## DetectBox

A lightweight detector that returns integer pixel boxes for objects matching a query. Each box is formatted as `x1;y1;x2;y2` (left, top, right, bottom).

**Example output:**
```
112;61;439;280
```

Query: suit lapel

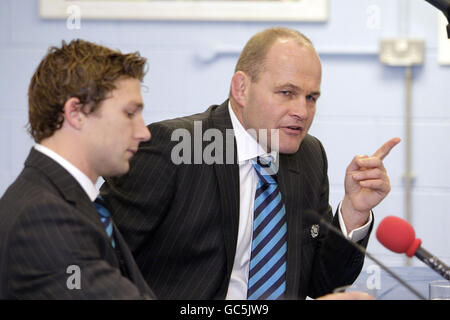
25;148;92;206
278;152;303;299
25;148;118;259
210;101;240;280
25;148;104;227
24;148;153;295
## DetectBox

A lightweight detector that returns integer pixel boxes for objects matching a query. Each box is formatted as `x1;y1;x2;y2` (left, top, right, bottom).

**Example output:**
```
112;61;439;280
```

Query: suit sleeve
7;200;150;299
100;123;177;254
306;139;373;298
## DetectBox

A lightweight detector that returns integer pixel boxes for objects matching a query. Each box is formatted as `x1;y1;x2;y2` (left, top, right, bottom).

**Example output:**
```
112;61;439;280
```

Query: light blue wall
1;0;449;267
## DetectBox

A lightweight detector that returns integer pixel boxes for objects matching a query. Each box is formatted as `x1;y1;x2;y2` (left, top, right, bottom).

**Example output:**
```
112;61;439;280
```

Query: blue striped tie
247;157;287;300
94;195;116;248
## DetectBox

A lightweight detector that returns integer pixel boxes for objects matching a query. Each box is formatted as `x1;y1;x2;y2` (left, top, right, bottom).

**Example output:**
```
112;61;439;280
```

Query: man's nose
135;115;151;142
289;96;309;120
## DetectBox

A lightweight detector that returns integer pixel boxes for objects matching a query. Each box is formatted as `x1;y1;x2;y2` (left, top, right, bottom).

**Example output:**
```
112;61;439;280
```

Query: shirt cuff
337;202;372;242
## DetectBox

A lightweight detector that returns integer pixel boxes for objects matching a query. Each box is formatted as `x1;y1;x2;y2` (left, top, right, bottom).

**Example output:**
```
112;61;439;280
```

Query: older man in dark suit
101;27;399;300
0;39;154;299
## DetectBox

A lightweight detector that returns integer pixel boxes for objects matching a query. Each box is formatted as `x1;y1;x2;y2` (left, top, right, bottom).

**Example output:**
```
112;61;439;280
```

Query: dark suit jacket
0;148;156;299
101;100;372;299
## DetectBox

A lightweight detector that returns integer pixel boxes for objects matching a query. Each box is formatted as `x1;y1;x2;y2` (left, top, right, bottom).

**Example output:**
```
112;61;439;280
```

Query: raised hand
341;137;401;232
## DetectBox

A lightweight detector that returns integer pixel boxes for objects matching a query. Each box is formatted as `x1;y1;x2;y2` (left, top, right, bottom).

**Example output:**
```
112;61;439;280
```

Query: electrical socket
379;39;425;66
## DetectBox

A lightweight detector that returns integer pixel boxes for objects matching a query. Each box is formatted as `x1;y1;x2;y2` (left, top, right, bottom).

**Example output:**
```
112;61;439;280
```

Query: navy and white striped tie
94;195;116;248
247;157;287;300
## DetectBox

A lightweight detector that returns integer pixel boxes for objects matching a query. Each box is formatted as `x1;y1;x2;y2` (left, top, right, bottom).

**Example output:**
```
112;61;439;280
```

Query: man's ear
63;97;84;130
230;71;250;108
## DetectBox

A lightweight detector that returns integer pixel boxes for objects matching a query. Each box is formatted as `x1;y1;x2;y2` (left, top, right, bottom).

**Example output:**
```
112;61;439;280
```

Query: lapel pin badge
310;224;319;238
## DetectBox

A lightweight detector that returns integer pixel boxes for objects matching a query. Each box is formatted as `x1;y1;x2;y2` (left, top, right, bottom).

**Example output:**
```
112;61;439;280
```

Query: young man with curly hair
0;39;153;299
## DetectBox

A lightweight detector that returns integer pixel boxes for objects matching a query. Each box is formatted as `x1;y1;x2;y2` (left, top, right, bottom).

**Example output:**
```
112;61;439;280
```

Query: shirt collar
34;144;99;201
228;101;277;164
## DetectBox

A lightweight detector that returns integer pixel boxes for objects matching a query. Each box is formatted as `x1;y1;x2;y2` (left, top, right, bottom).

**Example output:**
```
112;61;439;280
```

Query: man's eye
279;90;292;96
306;95;317;102
126;111;135;118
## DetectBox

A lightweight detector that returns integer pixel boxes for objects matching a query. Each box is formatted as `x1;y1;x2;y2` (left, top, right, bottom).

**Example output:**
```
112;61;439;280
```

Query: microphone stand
308;211;427;300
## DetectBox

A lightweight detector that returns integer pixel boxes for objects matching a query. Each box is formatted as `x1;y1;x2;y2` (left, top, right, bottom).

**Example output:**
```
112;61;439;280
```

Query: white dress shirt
225;102;372;300
34;144;99;201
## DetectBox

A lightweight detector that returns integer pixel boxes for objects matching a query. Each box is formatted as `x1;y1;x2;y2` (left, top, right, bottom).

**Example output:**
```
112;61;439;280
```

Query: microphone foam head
376;216;422;257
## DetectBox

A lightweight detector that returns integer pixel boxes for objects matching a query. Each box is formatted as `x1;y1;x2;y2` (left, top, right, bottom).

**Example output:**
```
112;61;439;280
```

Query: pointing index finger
372;137;401;160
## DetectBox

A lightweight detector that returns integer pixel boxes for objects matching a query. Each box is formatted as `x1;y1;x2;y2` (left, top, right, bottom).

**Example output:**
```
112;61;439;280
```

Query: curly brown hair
27;39;147;142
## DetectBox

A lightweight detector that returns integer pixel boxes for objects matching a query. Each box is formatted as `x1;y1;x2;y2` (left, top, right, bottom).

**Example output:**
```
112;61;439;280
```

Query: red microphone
376;216;450;281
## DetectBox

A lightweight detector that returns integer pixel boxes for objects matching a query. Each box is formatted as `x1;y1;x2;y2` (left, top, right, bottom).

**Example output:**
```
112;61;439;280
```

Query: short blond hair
234;27;314;82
